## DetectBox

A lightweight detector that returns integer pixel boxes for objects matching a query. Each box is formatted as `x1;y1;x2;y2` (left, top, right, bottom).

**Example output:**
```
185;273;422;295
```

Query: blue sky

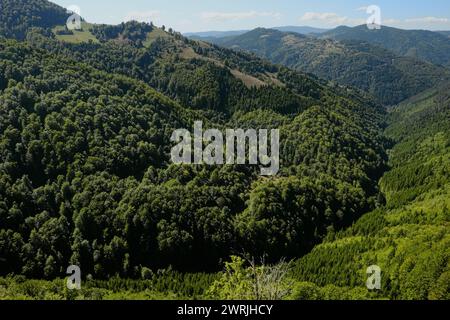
51;0;450;32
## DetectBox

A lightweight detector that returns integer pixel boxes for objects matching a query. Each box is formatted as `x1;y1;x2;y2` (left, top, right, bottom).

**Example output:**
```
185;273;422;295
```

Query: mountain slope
0;36;388;275
319;25;450;67
0;0;389;278
212;28;449;105
28;23;385;119
0;0;447;301
0;0;69;40
292;85;450;300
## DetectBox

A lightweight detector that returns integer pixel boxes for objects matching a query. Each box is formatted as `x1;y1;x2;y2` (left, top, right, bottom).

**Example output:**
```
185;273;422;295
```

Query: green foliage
0;13;388;278
207;256;293;300
0;271;217;300
289;281;380;300
207;256;254;300
27;29;325;118
291;85;450;300
91;21;153;44
3;0;445;302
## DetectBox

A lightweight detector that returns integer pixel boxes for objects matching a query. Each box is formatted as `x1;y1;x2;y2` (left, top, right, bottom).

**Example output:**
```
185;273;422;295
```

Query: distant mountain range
188;25;450;67
184;26;329;39
184;30;249;38
198;27;450;105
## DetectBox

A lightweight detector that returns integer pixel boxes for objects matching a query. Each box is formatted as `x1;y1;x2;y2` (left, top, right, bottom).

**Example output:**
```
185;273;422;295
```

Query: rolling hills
206;28;450;106
0;0;389;279
0;0;448;300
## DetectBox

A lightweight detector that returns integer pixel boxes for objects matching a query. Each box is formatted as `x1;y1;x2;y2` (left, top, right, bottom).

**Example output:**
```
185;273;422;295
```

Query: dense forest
0;0;68;40
0;0;388;279
0;0;448;300
292;85;450;300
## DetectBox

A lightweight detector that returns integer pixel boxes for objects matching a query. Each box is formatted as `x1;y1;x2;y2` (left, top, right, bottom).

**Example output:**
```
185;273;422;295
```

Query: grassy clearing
52;22;98;43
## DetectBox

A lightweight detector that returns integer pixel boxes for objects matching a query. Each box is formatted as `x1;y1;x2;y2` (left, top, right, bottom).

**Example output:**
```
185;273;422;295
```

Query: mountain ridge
204;27;450;105
185;26;329;39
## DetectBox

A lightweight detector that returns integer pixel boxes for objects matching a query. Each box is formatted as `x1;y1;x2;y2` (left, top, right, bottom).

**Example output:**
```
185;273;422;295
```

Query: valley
0;0;448;301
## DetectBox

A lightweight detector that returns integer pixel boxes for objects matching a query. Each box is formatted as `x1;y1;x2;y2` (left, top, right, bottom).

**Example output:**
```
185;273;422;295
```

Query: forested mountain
207;28;449;105
0;0;69;40
0;0;448;301
319;25;450;67
0;0;388;280
292;85;450;300
28;28;325;119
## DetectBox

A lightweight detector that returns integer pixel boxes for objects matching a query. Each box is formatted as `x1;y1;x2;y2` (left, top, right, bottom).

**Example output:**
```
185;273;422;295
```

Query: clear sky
51;0;450;32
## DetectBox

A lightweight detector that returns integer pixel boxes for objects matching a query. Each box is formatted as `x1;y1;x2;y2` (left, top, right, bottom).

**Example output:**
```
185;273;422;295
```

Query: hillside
292;85;450;300
319;25;450;67
0;0;390;281
211;28;449;105
0;0;448;302
32;27;324;118
185;26;328;40
0;0;69;40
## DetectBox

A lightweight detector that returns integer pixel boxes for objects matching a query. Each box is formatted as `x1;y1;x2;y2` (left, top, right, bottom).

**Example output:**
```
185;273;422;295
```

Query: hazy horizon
50;0;450;33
